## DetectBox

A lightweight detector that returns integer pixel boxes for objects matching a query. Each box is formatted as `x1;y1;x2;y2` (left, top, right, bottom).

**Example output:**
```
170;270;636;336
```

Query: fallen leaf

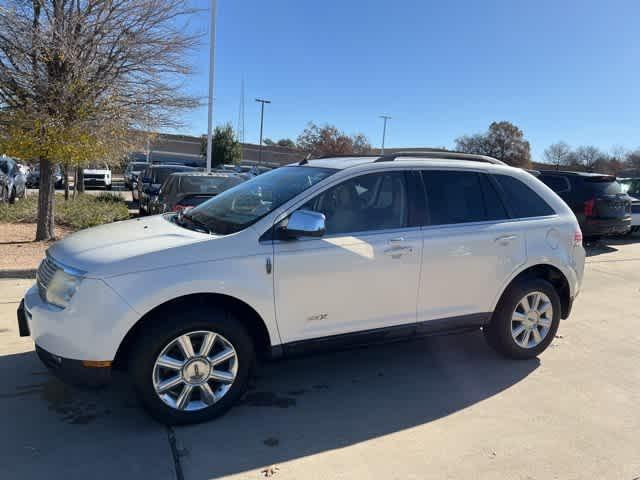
261;465;280;477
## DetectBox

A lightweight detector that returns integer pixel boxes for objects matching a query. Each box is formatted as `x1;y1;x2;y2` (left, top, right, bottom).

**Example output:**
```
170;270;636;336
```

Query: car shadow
175;330;540;479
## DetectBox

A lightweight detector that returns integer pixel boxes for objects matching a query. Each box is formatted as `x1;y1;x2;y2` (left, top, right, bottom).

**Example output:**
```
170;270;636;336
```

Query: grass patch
0;193;130;231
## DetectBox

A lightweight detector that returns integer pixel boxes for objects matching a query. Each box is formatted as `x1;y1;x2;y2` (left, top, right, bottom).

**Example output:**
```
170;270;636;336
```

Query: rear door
416;170;527;328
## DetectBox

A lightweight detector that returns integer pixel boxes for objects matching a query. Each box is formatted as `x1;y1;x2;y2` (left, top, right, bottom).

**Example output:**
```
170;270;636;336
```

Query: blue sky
179;0;640;160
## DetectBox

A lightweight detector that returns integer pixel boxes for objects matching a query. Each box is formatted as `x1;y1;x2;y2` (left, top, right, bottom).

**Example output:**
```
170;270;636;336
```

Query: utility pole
255;98;271;166
205;0;218;173
379;115;391;154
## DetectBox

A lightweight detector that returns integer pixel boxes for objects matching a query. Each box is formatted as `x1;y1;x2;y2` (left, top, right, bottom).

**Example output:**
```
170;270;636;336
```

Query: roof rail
374;151;505;165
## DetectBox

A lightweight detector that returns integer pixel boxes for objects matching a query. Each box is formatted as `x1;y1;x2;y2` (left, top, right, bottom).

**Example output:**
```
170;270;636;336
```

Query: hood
47;215;225;278
84;169;110;174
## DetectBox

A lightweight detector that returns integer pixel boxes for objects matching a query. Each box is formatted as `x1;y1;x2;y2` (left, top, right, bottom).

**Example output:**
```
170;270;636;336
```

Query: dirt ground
0;223;71;272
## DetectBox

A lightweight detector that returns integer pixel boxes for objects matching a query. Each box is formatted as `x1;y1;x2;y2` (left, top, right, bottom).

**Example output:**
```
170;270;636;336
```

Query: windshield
179;175;243;194
185;166;336;235
128;162;148;172
627;179;640;196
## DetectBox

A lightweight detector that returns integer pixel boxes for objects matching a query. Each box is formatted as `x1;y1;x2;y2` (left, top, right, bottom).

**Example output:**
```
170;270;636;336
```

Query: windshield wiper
177;213;213;234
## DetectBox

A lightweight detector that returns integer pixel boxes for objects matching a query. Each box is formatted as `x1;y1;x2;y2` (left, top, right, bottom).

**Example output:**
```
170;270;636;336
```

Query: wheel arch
493;263;572;319
113;292;274;370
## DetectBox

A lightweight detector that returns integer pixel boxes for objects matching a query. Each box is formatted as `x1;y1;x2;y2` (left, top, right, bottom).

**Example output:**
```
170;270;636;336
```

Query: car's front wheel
130;307;254;425
484;278;561;359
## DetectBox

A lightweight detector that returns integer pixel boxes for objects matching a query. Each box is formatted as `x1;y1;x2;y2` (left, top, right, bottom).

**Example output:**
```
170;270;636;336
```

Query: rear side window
422;171;508;225
493;175;555;218
539;174;570;193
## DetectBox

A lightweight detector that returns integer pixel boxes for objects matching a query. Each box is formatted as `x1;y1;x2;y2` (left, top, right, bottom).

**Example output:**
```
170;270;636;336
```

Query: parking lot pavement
0;238;639;479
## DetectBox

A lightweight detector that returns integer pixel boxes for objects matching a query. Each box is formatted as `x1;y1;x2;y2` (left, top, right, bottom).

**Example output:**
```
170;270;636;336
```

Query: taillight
584;199;595;217
173;204;186;213
573;229;583;246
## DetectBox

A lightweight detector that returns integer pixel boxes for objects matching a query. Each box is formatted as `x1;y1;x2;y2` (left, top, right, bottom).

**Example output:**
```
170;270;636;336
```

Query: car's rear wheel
8;186;16;204
130;306;254;425
484;278;561;359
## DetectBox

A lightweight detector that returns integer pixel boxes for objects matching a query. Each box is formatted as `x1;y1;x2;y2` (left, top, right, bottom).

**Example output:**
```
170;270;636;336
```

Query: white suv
18;153;585;424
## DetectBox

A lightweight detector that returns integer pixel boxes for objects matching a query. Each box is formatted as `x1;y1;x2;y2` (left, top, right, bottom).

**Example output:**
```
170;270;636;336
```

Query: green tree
455;121;531;168
0;0;198;240
200;124;242;166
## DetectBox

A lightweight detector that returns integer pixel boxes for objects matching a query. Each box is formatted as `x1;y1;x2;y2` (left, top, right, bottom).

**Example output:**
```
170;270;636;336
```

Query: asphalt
0;236;638;479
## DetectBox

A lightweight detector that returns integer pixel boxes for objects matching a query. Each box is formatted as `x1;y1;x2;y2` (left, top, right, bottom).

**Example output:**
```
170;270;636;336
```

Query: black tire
8;187;16;204
106;184;112;191
130;305;255;425
483;278;561;360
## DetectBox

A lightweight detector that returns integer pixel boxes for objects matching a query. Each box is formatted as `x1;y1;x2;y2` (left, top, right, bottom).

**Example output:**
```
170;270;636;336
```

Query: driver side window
302;171;409;235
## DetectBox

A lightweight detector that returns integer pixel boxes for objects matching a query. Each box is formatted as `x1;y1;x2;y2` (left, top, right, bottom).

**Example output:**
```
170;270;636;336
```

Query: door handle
384;246;413;257
388;237;405;244
494;234;517;244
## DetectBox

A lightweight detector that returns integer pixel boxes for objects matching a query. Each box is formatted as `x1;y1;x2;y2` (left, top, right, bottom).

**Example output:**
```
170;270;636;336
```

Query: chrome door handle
388;237;406;244
384;246;413;256
495;234;517;244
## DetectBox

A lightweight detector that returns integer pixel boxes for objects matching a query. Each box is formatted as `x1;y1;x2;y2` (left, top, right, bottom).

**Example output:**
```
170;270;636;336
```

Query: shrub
0;193;130;231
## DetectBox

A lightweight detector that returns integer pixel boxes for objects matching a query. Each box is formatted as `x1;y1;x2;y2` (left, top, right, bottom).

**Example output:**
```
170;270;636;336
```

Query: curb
0;269;37;279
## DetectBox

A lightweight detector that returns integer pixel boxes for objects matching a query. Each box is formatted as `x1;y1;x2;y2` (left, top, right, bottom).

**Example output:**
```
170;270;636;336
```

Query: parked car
150;171;245;214
0;156;27;203
538;170;632;238
19;152;585;425
619;178;640;234
137;164;196;214
125;161;150;191
83;163;112;190
26;164;63;189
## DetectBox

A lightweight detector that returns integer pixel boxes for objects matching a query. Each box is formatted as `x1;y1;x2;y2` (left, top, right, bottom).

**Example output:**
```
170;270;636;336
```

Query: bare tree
455;121;531;168
0;0;199;240
574;146;603;171
544;142;572;167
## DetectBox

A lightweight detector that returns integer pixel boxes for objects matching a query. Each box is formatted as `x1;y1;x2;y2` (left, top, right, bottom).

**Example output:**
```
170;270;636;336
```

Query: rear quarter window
493;174;556;218
539;174;571;193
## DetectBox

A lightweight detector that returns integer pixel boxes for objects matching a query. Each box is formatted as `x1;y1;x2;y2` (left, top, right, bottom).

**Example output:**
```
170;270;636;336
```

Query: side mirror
283;210;326;239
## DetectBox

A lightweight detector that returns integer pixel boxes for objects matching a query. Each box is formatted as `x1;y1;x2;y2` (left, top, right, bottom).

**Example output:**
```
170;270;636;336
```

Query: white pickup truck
83;163;112;189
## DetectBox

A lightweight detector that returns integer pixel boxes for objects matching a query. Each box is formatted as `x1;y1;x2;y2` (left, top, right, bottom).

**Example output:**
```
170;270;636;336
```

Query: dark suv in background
538;170;631;238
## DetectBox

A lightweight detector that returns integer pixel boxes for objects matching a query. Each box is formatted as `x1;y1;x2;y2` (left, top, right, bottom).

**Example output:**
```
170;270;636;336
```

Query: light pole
255;98;271;166
205;0;218;173
379;115;391;154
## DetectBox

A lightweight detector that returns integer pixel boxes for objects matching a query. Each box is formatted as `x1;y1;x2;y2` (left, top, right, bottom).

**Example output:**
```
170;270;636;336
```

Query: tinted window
480;174;509;221
179;176;243;194
303;171;409;235
539;174;570;193
422;171;488;225
581;176;623;195
493;174;555;218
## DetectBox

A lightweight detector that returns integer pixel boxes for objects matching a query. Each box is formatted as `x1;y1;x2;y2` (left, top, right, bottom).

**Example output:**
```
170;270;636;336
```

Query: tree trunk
72;167;78;199
77;167;85;193
63;165;70;200
35;158;56;241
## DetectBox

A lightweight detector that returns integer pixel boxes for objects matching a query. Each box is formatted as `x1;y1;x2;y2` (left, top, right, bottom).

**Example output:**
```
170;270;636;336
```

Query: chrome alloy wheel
511;291;553;349
152;330;238;411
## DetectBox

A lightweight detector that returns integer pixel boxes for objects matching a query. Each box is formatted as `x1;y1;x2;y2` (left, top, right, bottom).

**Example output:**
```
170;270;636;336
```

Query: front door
273;170;424;344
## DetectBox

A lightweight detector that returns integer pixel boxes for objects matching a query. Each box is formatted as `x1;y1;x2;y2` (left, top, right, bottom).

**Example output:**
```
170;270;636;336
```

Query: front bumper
36;345;111;387
18;300;112;386
21;279;138;363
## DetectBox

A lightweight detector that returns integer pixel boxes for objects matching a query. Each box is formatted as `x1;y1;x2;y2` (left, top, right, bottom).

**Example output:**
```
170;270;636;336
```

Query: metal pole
255;98;271;166
379;115;391;154
205;0;218;173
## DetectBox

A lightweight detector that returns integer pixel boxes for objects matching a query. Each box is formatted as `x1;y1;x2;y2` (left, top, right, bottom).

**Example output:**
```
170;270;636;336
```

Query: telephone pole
379;115;391;154
255;98;271;166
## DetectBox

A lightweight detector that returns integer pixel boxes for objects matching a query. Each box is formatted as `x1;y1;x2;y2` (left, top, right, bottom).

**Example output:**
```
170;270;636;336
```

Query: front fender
106;256;280;354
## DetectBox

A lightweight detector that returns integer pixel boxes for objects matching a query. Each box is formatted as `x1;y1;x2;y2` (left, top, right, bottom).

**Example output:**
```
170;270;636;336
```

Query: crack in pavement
166;426;185;480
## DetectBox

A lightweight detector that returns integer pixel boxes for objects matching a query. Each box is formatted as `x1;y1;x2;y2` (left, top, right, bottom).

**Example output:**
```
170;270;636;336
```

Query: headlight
46;269;83;308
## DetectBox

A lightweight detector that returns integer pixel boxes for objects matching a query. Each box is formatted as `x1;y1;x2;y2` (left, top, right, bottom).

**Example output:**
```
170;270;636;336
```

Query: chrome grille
37;256;59;301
